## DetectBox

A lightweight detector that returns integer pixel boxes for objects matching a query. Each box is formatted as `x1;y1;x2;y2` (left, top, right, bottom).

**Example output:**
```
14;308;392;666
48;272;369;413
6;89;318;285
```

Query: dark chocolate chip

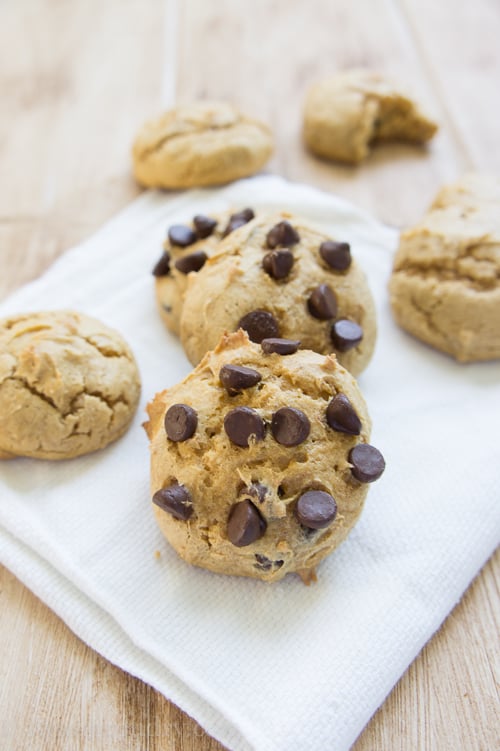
326;393;362;435
219;364;262;395
331;319;363;351
254;553;273;571
349;444;385;482
164;403;198;442
266;220;300;248
174;250;208;274
193;214;217;239
240;482;268;503
254;554;284;571
261;338;301;355
168;224;197;247
295;490;337;529
224;407;266;447
227;499;267;547
238;310;280;343
223;208;255;237
232;208;255;223
271;407;310;446
152;251;171;277
262;249;294;280
307;284;337;320
152;483;193;521
319;241;352;271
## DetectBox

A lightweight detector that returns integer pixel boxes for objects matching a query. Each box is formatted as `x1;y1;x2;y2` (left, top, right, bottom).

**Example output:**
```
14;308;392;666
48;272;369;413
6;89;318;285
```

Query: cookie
153;208;256;335
0;310;141;459
179;212;377;376
303;69;438;165
389;174;500;362
145;331;385;583
132;101;273;189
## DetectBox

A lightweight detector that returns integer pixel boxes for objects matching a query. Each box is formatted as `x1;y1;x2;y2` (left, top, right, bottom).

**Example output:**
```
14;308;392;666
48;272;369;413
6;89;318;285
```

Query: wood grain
0;1;499;750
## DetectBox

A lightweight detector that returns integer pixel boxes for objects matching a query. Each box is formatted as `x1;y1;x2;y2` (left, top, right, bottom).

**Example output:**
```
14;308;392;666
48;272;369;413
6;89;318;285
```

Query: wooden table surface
1;1;499;749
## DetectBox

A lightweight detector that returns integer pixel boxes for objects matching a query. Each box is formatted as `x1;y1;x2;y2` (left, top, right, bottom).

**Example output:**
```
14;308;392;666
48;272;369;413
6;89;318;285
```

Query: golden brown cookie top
389;174;500;362
394;173;500;291
132;101;273;188
146;331;385;582
303;69;438;164
0;310;141;459
179;211;377;376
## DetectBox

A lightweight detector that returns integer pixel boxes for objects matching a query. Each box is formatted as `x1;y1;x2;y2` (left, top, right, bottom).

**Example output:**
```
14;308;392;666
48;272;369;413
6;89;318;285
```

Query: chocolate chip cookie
153;208;256;335
180;212;377;376
132;101;273;189
145;331;385;582
389;174;500;362
0;310;141;459
303;69;438;165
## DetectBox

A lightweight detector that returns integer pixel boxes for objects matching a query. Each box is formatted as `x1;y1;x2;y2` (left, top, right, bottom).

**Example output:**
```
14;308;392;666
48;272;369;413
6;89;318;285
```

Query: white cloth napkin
1;175;499;751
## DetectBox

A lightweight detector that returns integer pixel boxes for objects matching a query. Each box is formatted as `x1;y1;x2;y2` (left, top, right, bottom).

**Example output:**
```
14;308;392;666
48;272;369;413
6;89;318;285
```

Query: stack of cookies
145;208;386;582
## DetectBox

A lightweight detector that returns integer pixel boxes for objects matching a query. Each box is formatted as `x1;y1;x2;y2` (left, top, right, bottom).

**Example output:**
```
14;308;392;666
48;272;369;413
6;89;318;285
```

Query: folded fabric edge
0;525;261;751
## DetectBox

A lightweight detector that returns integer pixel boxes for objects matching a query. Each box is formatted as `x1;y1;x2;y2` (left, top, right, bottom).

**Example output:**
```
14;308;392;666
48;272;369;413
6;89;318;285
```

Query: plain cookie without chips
153;207;256;335
303;69;437;165
179;211;377;377
389;174;500;362
132;101;273;189
0;310;141;460
145;331;385;583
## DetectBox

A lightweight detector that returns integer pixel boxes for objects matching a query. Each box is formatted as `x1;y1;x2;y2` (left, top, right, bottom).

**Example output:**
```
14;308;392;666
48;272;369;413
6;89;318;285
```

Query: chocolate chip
262;249;294;280
224;407;266;447
295;490;337;529
349;444;385;482
254;553;273;570
240;482;268;503
254;554;284;571
193;214;217;239
307;284;337;320
174;250;207;274
326;394;361;435
238;310;280;342
152;483;193;521
232;208;255;223
152;251;171;277
168;224;197;247
261;338;301;355
319;241;352;271
331;319;363;351
271;407;310;446
219;364;262;395
164;404;198;442
227;499;267;547
223;208;255;237
266;220;300;248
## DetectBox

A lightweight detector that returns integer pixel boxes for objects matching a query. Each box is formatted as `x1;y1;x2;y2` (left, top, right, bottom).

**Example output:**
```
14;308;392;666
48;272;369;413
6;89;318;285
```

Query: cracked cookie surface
132;101;273;188
179;211;377;376
389;174;500;362
0;310;141;459
145;331;385;582
303;69;437;164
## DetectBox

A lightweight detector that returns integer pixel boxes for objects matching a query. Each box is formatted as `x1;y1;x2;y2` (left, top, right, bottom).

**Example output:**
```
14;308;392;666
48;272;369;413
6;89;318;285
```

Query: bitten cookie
303;69;437;165
180;212;377;376
389;174;500;362
132;101;273;189
145;331;385;583
0;310;141;459
153;208;256;335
